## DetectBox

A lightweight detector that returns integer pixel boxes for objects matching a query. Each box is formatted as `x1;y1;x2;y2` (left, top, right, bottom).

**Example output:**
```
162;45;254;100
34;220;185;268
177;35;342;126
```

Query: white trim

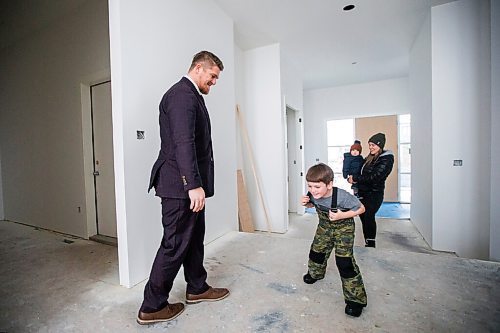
398;114;411;203
80;70;111;239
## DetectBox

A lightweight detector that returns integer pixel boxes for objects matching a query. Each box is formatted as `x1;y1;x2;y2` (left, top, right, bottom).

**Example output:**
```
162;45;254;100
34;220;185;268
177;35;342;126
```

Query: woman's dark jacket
352;150;394;194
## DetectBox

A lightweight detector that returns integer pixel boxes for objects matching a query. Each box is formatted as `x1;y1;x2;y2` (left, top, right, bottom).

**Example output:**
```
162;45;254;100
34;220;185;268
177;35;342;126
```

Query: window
398;114;411;203
327;119;354;192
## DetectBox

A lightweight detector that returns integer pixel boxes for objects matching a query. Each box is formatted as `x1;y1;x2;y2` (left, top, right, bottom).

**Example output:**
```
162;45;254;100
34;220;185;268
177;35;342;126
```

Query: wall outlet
453;159;463;166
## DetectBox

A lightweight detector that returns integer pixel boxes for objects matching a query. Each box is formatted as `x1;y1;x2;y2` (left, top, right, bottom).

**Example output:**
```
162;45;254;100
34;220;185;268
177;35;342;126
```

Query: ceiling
1;0;455;90
213;0;455;90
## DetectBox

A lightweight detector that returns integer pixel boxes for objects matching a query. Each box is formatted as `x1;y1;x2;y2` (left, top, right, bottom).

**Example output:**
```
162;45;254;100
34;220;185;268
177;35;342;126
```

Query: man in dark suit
137;51;229;325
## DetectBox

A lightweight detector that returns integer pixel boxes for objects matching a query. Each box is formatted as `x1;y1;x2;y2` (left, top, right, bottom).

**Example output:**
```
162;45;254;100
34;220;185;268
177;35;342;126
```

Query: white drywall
490;0;500;262
235;45;245;171
0;0;110;236
303;78;409;169
234;46;304;229
237;44;287;233
0;150;4;220
281;56;305;215
431;0;491;259
409;12;433;245
281;57;304;113
108;0;237;287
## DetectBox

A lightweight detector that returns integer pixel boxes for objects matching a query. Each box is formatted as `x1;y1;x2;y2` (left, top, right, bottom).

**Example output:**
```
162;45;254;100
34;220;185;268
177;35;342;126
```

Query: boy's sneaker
345;303;364;317
303;272;323;284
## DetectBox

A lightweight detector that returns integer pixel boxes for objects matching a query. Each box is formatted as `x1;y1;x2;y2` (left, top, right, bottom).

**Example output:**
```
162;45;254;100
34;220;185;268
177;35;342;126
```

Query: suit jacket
148;77;214;198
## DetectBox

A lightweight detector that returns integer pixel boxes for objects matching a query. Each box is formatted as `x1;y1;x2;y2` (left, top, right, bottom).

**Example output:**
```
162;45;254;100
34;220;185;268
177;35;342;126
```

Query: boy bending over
302;163;367;317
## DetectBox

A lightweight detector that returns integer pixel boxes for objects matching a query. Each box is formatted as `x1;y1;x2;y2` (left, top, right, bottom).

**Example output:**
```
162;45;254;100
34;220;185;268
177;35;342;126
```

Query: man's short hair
306;163;334;184
189;51;224;71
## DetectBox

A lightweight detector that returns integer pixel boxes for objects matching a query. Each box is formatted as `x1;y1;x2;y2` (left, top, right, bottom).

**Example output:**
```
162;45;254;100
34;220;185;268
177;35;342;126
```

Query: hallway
0;217;499;332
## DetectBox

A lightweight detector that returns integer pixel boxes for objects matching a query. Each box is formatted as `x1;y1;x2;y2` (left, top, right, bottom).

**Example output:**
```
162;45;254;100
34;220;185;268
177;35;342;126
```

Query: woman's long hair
364;150;382;167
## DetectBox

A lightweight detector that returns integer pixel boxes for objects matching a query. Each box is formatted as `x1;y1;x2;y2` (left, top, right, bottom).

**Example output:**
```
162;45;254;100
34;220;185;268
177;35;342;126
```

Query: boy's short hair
306;163;334;184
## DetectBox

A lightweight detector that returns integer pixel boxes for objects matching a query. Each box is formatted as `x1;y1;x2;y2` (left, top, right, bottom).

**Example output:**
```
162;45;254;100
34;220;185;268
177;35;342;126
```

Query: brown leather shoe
136;303;185;325
186;287;230;304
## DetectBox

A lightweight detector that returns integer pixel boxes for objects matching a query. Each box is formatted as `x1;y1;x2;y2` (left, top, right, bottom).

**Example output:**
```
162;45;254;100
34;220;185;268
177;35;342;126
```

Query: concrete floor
1;215;499;333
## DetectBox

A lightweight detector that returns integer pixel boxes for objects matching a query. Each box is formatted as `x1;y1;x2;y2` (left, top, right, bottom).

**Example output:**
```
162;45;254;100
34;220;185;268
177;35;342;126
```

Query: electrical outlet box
453;159;463;166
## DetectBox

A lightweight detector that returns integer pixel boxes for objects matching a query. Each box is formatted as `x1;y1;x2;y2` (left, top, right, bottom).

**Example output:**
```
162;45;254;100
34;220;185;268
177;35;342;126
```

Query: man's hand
188;187;206;212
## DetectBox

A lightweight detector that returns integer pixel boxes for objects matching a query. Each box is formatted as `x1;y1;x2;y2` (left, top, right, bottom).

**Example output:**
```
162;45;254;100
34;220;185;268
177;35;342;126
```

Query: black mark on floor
253;311;289;332
267;282;297;295
206;257;222;265
239;264;264;274
375;258;403;273
205;257;222;272
387;233;431;254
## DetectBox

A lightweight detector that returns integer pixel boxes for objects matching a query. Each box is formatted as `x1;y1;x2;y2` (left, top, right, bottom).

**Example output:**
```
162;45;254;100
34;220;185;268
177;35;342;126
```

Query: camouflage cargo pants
308;216;367;306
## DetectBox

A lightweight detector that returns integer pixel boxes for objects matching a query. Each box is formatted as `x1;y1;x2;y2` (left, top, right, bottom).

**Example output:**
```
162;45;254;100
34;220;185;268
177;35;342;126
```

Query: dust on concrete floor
0;218;499;333
282;213;455;256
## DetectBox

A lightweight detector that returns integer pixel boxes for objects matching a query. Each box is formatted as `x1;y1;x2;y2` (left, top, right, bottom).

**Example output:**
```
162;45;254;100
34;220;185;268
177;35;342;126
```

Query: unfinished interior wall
491;0;500;262
0;151;3;220
355;115;399;202
234;45;304;230
108;0;237;287
0;0;110;237
281;56;305;215
237;44;287;233
431;0;491;259
409;11;433;245
303;78;409;177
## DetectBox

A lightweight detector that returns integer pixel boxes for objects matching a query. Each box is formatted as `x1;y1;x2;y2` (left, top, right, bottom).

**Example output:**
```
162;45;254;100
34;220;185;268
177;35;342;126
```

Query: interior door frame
286;107;297;212
80;70;111;239
284;104;305;215
90;80;116;237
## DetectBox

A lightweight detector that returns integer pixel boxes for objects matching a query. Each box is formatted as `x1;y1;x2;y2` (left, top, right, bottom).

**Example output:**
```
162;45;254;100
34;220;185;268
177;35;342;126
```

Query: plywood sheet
355;115;399;202
237;169;254;233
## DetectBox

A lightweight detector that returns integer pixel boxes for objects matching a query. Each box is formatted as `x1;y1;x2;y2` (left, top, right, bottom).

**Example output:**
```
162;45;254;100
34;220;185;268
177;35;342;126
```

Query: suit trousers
140;198;209;313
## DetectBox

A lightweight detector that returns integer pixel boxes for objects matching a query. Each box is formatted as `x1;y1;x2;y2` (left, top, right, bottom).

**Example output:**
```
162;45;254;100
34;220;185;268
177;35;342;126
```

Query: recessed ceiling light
343;4;355;11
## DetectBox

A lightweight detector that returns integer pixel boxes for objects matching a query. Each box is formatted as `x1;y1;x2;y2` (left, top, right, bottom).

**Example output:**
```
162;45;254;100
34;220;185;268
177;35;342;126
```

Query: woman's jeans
359;191;384;245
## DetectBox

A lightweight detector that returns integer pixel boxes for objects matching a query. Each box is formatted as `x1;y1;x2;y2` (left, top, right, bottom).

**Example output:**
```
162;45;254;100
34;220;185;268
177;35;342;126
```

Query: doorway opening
87;81;117;246
326;114;411;219
285;106;305;215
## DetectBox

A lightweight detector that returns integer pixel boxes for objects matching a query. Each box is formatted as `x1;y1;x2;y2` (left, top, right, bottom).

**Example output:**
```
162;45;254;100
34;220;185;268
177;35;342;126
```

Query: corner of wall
490;0;500;262
0;150;4;220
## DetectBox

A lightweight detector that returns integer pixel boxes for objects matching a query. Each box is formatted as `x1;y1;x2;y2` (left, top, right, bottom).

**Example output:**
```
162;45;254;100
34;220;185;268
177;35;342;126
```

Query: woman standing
348;133;394;248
